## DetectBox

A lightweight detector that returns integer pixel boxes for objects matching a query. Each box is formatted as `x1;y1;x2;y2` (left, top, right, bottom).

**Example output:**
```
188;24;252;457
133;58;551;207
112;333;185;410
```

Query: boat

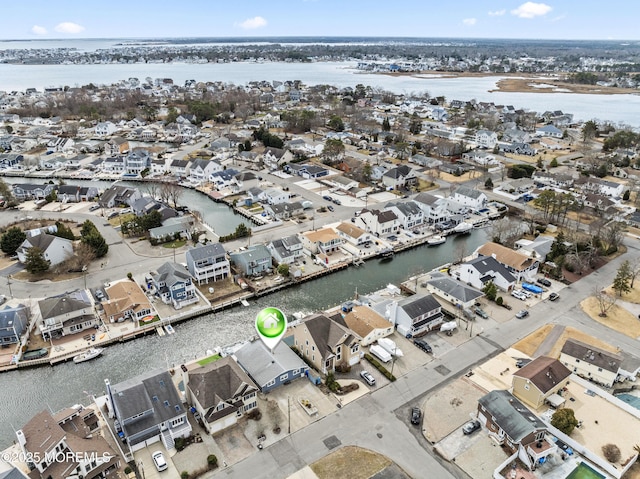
453;222;473;234
380;248;394;259
22;348;49;361
73;347;103;364
141;315;156;323
427;235;446;246
378;337;404;357
164;324;175;335
240;299;250;307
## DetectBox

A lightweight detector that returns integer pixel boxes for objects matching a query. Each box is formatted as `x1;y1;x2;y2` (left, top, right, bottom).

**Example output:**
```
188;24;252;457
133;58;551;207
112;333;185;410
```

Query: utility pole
7;275;13;299
288;396;291;434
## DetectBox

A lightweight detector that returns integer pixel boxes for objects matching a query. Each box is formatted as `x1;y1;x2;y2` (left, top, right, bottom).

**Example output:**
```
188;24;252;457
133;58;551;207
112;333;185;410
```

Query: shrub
207;454;218;469
364;353;396;381
496;296;504;306
551;408;579;435
175;436;186;451
181;472;189;479
124;466;132;475
602;444;621;463
247;409;262;420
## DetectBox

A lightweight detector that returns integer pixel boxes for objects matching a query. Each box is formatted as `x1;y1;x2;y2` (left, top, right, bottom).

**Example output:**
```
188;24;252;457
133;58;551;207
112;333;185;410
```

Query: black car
327;205;335;212
413;338;432;353
537;278;552;287
515;358;532;368
410;407;422;425
549;292;560;301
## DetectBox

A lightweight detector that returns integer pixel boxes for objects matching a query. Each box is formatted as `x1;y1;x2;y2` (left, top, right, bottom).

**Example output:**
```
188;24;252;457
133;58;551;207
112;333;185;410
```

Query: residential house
123;150;151;176
0;153;24;168
292;313;361;373
327;175;359;192
264;188;291;205
262;148;293;171
56;184;98;203
151;158;167;175
451;186;487;210
477;390;556;470
536;124;563;138
185;243;230;285
148;216;193;244
37;291;97;340
105;369;191;454
455;255;516;292
184;356;258;435
188;158;222;184
343;305;394;346
102;281;154;324
357;209;399;236
382;165;417;190
247;187;266;203
0;304;29;346
210;169;239;190
234;339;309;393
532;171;575;189
152;262;199;309
17;233;73;267
410;154;442;168
104;137;129;156
475;129;498;149
502;128;532;144
16;407;120;479
425;272;484;310
512;356;572;409
98;184;141;208
130;197;178;222
476;242;540;282
284;163;329;179
11;183;55;201
267;235;304;265
413;192;452;224
95;121;118;137
300;228;343;254
263;201;304;220
229;245;272;276
233;171;259;192
385;201;424;229
335;223;372;247
462;150;499;166
501;142;537;155
388;293;444;337
169;159;190;178
513;236;555;264
560;339;623;388
101;156;125;174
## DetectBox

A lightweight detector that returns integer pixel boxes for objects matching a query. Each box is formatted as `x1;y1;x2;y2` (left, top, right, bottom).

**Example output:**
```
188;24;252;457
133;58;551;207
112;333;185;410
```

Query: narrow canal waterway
0;229;488;446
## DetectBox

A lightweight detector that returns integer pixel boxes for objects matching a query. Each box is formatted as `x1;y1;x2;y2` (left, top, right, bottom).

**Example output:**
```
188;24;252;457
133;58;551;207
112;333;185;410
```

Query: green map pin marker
255;307;287;352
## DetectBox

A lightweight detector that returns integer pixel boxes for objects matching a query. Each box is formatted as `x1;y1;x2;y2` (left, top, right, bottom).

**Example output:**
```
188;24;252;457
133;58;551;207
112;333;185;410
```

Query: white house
17;233;73;267
385;201;424;229
335;222;372;246
357;209;400;236
535;124;563;138
188;158;222;184
264;188;290;205
475;129;498;149
455;255;516;292
451;186;487;210
95;121;118;137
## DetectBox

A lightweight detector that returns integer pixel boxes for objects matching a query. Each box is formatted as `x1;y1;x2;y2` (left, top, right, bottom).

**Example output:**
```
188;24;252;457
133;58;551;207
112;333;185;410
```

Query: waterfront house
262;201;304;220
123;149;151;176
185;243;230;285
357;209;399;236
262;147;293;171
229;244;272;276
11;183;55;201
267;235;304;265
152;262;199;309
451;186;487;210
103;281;153;324
264;188;290;205
413;192;452;224
188;158;222;185
343;305;393;347
300;228;343;255
95;121;118;137
151;158;167;175
385;201;424;229
535;124;563;138
17;233;73;267
105;369;191;454
455;255;516;292
475;129;498;149
382;165;417;190
98;184;141;208
424;272;484;310
233;171;259;192
184;356;258;435
56;184;98;203
389;293;444;337
560;339;622;389
335;222;371;247
476;242;540;281
104;137;129;156
247;187;266;203
477;390;556;470
234;339;309;393
169;159;189;178
512;356;572;409
37;290;97;340
0;304;29;345
148;216;193;244
16;407;120;479
101;156;125;175
210;169;239;190
292;313;361;374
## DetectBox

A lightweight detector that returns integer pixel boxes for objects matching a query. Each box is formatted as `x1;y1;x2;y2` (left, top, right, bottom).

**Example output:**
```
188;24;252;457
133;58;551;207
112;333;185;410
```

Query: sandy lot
310;446;391;479
512;324;554;356
512;325;620;359
581;296;640;339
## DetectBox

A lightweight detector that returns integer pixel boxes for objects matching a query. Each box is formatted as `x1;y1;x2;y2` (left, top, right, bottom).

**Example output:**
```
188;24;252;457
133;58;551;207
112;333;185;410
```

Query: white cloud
511;2;552;19
236;16;267;30
54;22;85;34
488;9;506;16
463;18;477;26
31;25;47;35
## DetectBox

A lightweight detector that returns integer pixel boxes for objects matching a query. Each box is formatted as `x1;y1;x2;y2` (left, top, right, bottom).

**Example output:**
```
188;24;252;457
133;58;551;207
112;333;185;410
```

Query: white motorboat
73;347;104;364
453;222;473;234
427;235;446;246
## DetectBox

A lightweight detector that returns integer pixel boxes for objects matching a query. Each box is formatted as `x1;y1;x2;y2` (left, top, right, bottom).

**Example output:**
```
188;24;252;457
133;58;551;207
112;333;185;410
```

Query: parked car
411;407;422;425
360;370;376;386
152;451;168;472
413;338;432;353
537;278;552;287
332;198;342;205
511;290;527;301
474;306;488;319
515;310;529;319
549;292;560;301
462;420;481;435
516;358;532;368
323;195;333;202
89;204;100;211
388;235;398;242
327;205;335;212
0;295;6;306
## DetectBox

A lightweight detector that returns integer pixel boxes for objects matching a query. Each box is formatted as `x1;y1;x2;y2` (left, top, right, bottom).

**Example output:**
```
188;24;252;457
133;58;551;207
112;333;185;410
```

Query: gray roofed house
185;243;230;285
17;233;73;267
106;369;191;453
391;293;443;337
152;262;199;309
263;201;304;220
149;216;193;243
37;291;97;340
184;356;258;434
229;244;272;276
455;255;516;292
267;234;304;265
234;339;308;393
98;184;142;208
385;201;424;229
0;304;29;345
560;338;623;388
451;186;487;210
382;164;417;189
425;272;484;309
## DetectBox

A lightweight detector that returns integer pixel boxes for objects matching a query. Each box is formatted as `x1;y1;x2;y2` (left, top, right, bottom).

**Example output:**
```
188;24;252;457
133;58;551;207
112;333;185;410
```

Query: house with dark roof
184;357;258;434
477;390;557;469
413;192;452;224
105;369;191;454
267;235;304;265
169;159;189;178
188;158;222;184
512;356;572;409
16;406;120;479
292;313;361;374
560;338;623;388
425;272;484;310
451;186;487;210
152;262;199;309
229;244;272;276
382;164;417;190
284;163;329;179
98;184;141;208
357;209;400;236
234;339;308;393
185;243;230;285
17;233;73;267
262;147;293;171
385;201;424;229
37;291;97;340
0;304;29;345
387;293;444;337
263;201;304;220
477;242;539;282
11;183;55;201
455;255;516;292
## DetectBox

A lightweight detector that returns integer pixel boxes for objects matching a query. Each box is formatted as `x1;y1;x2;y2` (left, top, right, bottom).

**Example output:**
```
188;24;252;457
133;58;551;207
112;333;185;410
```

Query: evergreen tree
25;247;50;274
382;117;391;132
613;260;632;297
0;226;26;255
54;221;75;240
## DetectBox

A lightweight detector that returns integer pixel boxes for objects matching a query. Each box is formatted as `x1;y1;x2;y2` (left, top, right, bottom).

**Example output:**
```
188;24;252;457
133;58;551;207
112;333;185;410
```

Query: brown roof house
16;406;121;479
102;281;154;325
477;242;540;282
292;313;361;374
343;305;393;346
560;339;623;389
184;356;258;435
512;356;571;409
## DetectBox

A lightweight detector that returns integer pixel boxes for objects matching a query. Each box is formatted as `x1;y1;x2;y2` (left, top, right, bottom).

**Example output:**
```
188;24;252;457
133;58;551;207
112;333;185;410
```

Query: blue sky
2;1;639;41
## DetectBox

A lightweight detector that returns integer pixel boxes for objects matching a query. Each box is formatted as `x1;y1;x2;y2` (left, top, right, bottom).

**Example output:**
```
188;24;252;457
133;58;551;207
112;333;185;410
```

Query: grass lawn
605;281;640;304
512;324;554;356
581;296;640;339
547;327;620;358
162;239;187;249
310;446;391;479
197;354;221;366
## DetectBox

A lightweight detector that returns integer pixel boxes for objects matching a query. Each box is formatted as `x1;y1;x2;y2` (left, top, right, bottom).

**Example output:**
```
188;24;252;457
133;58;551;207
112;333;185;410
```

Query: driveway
0;261;24;278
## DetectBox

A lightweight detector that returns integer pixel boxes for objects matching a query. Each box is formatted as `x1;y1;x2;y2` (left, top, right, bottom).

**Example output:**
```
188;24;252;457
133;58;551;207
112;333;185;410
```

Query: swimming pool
565;461;605;479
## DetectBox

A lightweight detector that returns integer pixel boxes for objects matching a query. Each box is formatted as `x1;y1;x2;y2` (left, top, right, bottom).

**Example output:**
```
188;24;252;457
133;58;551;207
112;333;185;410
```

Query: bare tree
146;182;161;200
166;183;184;209
593;286;617;317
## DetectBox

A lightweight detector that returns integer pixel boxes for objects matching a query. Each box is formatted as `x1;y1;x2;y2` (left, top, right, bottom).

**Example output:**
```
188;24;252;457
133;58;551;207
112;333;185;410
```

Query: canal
0;228;488;446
